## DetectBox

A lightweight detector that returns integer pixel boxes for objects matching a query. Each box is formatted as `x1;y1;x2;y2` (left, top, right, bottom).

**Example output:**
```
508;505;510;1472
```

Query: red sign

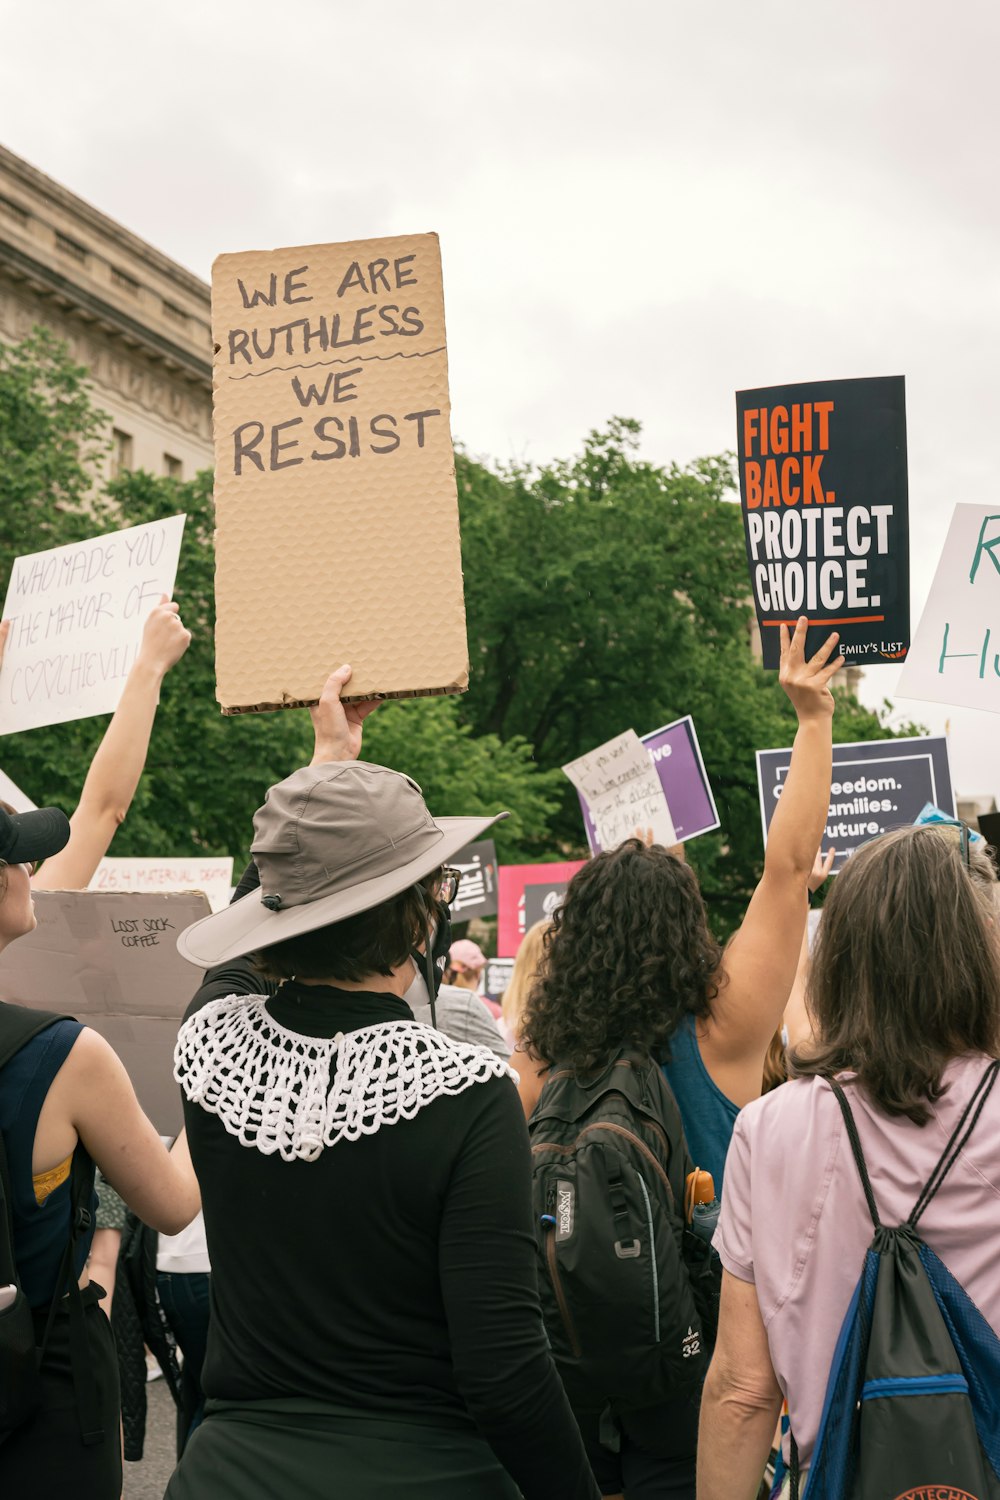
497;861;586;956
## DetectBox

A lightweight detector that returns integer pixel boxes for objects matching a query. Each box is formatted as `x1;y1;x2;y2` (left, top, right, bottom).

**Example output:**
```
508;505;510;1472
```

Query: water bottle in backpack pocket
529;1049;720;1412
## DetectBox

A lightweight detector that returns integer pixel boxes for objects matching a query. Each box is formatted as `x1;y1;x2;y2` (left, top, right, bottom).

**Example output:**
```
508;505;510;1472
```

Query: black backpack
794;1061;1000;1499
528;1048;720;1412
0;1004;101;1446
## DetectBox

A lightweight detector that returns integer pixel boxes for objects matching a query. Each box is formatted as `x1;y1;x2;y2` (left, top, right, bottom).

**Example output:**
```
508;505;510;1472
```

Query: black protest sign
736;376;909;669
483;959;515;1004
978;811;1000;844
524;881;570;928
756;735;953;872
448;839;498;921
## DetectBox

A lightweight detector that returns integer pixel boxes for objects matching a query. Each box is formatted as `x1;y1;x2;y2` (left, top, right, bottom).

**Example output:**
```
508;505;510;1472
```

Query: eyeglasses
437;868;463;906
926;818;971;869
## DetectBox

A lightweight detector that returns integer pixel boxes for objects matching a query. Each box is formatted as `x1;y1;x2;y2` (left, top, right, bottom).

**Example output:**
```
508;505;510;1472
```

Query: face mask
408;894;453;1003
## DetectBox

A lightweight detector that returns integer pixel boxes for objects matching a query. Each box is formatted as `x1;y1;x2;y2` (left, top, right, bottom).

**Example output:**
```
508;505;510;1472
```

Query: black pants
578;1398;699;1499
0;1284;122;1500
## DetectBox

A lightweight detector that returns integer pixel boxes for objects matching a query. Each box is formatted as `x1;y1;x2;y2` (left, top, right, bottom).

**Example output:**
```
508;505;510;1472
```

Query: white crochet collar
174;995;513;1163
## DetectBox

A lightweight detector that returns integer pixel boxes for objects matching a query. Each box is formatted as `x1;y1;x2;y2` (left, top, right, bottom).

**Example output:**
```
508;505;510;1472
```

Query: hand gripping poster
736;376;909;670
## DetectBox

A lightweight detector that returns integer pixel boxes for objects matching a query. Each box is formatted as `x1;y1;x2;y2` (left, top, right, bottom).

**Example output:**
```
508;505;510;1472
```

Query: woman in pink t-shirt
699;823;1000;1498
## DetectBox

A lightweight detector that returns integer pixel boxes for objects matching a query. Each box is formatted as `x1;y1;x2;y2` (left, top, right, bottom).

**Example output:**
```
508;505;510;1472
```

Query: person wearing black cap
0;799;201;1499
163;667;600;1500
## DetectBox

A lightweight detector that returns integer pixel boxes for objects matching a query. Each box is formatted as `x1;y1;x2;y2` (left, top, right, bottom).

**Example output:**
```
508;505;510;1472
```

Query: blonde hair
502;919;551;1043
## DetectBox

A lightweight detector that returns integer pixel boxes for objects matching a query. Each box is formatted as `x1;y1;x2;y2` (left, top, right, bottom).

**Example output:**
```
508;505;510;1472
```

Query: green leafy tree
455;419;921;934
0;329;563;869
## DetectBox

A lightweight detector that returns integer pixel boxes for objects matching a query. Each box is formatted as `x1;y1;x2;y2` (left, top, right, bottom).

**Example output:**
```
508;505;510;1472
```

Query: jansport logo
555;1181;574;1242
892;1487;979;1500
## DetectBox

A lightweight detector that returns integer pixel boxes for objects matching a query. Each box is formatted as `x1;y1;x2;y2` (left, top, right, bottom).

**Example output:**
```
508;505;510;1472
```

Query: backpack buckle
74;1207;92;1234
614;1239;641;1259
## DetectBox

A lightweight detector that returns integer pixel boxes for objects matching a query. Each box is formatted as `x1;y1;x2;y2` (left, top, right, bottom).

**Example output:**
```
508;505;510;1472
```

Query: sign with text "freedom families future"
212;234;468;714
756;735;953;873
736;376;909;670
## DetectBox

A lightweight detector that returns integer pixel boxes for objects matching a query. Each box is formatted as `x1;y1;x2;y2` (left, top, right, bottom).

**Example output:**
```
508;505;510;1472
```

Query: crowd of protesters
1;613;999;1500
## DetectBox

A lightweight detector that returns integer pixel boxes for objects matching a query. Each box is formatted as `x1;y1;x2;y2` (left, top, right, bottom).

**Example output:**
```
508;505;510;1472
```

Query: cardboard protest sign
211;234;468;713
0;516;186;734
578;716;719;852
897;505;1000;714
756;735;954;872
736;377;909;670
0;890;209;1133
497;861;586;956
91;857;235;913
564;730;676;851
448;839;498;921
483;958;515;1004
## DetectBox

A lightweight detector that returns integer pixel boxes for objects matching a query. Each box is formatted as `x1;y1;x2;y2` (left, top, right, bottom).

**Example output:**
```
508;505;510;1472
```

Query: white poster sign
91;857;234;913
563;729;676;850
0;767;35;812
898;504;1000;714
0;515;186;733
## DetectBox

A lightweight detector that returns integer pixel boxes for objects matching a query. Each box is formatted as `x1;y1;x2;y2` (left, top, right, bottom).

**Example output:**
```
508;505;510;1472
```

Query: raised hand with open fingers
778;616;844;721
809;846;836;893
309;665;381;765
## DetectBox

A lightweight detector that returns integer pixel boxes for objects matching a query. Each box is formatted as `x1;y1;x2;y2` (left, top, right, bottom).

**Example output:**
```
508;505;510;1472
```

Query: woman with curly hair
516;617;842;1500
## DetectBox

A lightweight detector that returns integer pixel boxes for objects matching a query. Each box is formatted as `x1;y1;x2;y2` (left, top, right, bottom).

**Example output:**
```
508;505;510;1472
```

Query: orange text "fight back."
743;401;835;509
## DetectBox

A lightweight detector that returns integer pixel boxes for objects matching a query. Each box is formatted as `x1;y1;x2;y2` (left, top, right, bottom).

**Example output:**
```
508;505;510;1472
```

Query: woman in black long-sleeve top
164;669;600;1500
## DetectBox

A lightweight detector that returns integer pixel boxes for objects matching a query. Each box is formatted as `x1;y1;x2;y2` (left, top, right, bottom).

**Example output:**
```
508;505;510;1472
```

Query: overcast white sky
1;0;997;798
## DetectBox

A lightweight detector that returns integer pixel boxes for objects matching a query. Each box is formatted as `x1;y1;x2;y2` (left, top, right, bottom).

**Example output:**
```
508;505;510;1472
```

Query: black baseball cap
0;804;71;866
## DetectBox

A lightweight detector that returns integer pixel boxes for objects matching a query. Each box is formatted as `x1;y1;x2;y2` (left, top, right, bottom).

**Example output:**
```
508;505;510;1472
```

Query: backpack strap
0;1007;76;1290
36;1144;103;1446
827;1078;882;1230
908;1058;1000;1231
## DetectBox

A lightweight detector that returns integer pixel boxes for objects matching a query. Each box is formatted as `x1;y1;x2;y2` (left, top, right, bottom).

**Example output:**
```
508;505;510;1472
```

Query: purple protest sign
579;716;719;852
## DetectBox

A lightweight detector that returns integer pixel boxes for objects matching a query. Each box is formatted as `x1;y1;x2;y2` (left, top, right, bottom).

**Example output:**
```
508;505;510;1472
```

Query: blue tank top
661;1015;740;1193
0;1017;95;1307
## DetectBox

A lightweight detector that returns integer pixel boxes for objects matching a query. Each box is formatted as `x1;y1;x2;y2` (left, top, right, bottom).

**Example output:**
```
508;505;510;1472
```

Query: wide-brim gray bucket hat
177;761;508;968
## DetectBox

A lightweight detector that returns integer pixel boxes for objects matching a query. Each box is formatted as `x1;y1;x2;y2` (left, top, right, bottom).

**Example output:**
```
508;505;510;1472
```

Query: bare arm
514;1047;548;1121
700;619;841;1105
32;598;191;891
697;1271;784;1500
38;1029;199;1235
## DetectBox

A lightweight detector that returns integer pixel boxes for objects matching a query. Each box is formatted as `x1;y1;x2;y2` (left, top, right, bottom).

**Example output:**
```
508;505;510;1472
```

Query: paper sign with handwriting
91;857;235;913
563;730;677;850
897;504;1000;714
0;890;209;1134
212;234;468;713
0;516;186;733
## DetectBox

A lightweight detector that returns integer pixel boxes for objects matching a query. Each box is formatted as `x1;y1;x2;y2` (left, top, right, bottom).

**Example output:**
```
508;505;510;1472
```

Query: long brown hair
792;825;1000;1123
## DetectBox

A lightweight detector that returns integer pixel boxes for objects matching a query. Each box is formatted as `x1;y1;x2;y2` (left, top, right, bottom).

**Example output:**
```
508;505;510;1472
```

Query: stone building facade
0;143;211;480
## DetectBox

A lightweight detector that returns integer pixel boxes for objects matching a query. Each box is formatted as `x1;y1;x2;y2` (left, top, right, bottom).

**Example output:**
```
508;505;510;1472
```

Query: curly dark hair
519;840;723;1071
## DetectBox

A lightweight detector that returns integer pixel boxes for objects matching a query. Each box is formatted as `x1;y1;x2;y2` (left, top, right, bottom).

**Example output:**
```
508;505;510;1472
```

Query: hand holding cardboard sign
779;616;844;721
137;596;191;679
309;665;381;765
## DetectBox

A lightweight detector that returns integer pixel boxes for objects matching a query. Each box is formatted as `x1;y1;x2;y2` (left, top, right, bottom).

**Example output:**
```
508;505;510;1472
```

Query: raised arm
700;618;841;1104
32;598;191;890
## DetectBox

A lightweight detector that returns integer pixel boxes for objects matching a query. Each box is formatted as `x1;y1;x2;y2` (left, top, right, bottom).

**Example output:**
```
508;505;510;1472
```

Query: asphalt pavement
124;1376;177;1500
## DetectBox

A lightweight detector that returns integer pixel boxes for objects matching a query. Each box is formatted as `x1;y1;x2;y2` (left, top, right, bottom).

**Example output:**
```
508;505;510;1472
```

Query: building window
111;428;133;479
0;194;28;226
162;301;188;325
55;231;87;263
111;266;139;296
163;453;182;479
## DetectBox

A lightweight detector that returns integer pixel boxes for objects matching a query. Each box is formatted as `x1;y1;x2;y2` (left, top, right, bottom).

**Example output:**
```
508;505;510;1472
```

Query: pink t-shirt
714;1054;1000;1469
